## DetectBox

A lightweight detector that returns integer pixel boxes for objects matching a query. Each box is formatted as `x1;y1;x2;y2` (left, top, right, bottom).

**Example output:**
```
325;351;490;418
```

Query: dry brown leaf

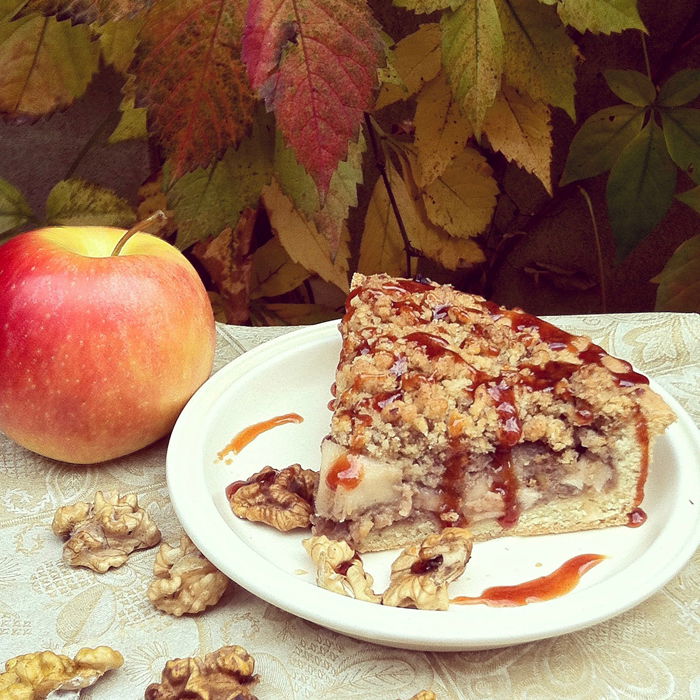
191;209;257;324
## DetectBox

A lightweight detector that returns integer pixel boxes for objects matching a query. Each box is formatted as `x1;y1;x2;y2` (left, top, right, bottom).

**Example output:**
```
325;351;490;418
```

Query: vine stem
363;113;418;277
111;210;168;256
578;187;607;313
641;32;652;82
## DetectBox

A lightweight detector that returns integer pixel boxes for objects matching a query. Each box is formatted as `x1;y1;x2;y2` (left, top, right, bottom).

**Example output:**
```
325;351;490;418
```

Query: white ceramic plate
167;321;700;651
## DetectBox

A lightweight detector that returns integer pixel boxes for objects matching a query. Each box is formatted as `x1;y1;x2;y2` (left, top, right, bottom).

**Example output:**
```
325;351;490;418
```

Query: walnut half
52;492;161;573
144;645;258;700
303;535;381;604
382;528;473;611
147;535;229;616
0;646;123;699
228;465;318;531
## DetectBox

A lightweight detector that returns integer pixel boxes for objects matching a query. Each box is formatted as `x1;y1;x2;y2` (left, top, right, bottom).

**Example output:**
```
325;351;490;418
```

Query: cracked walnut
227;464;318;531
147;535;229;616
144;645;258;700
52;491;161;573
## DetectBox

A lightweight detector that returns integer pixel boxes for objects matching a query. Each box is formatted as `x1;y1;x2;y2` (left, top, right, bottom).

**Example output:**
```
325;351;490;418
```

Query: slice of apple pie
312;274;675;553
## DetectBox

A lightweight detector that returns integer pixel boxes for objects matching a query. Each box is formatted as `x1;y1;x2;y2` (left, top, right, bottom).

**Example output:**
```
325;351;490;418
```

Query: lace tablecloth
1;314;699;699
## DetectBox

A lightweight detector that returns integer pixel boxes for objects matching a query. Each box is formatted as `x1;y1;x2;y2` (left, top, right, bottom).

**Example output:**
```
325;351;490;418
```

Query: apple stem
110;210;168;257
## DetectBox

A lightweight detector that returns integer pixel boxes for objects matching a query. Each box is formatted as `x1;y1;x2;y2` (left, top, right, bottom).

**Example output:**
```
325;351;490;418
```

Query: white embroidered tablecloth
1;313;698;699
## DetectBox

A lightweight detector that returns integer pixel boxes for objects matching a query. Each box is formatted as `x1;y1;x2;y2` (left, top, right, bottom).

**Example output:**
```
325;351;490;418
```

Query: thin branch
578;186;607;313
363;113;418;277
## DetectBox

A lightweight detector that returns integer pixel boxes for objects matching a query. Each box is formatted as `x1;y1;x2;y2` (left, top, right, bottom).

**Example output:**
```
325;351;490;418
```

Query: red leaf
243;0;384;195
133;0;257;179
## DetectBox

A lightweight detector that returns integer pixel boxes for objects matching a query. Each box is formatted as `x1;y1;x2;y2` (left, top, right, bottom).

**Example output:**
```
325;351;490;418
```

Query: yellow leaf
421;148;499;238
109;75;148;144
97;17;143;74
414;72;474;186
358;176;410;277
495;0;577;118
375;24;442;109
441;0;504;135
0;14;99;116
482;84;552;193
262;180;349;292
251;237;310;299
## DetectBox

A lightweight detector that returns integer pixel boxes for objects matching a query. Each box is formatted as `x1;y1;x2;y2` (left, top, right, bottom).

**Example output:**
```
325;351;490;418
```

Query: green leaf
45;179;136;227
651;235;700;312
676;185;700;212
0;178;33;237
603;69;656;106
393;0;464;11
0;14;99;116
658;69;700;108
496;0;577;119
560;105;645;185
661;108;700;182
606;120;677;261
556;0;646;34
97;18;143;74
441;0;503;134
168;111;275;250
108;75;148;144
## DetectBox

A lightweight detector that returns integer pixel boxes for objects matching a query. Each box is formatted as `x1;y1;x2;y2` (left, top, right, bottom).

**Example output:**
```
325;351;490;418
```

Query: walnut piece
408;692;437;700
0;646;123;699
147;535;229;616
303;535;381;603
144;645;258;700
382;528;473;611
228;465;318;532
52;491;161;573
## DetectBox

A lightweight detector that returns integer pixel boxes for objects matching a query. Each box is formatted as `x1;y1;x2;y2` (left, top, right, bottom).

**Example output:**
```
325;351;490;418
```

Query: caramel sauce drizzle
627;507;647;527
326;453;364;491
451;553;605;607
217;413;304;461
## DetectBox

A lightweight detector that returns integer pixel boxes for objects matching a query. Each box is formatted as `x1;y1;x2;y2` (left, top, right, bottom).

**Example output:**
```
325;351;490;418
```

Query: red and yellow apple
0;225;215;464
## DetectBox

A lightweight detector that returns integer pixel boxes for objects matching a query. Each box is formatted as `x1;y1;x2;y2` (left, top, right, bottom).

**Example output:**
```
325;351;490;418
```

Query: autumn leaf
168;111;274;250
14;0;152;25
482;84;552;193
661;108;700;183
133;0;257;179
606;119;677;260
0;178;33;239
357;174;410;277
676;185;700;212
375;23;442;109
555;0;646;34
603;69;655;106
651;235;700;312
45;179;136;227
393;0;464;12
559;104;645;185
109;75;148;143
97;17;143;73
243;0;384;197
250;237;310;300
421;147;499;238
496;0;577;119
397;155;486;270
441;0;503;134
191;210;256;324
658;69;700;108
250;302;341;326
0;14;99;116
262;180;349;292
136;172;177;238
414;72;474;187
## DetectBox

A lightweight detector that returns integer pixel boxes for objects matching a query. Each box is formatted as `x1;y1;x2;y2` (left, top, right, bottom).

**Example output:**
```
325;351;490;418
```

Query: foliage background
0;0;697;323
